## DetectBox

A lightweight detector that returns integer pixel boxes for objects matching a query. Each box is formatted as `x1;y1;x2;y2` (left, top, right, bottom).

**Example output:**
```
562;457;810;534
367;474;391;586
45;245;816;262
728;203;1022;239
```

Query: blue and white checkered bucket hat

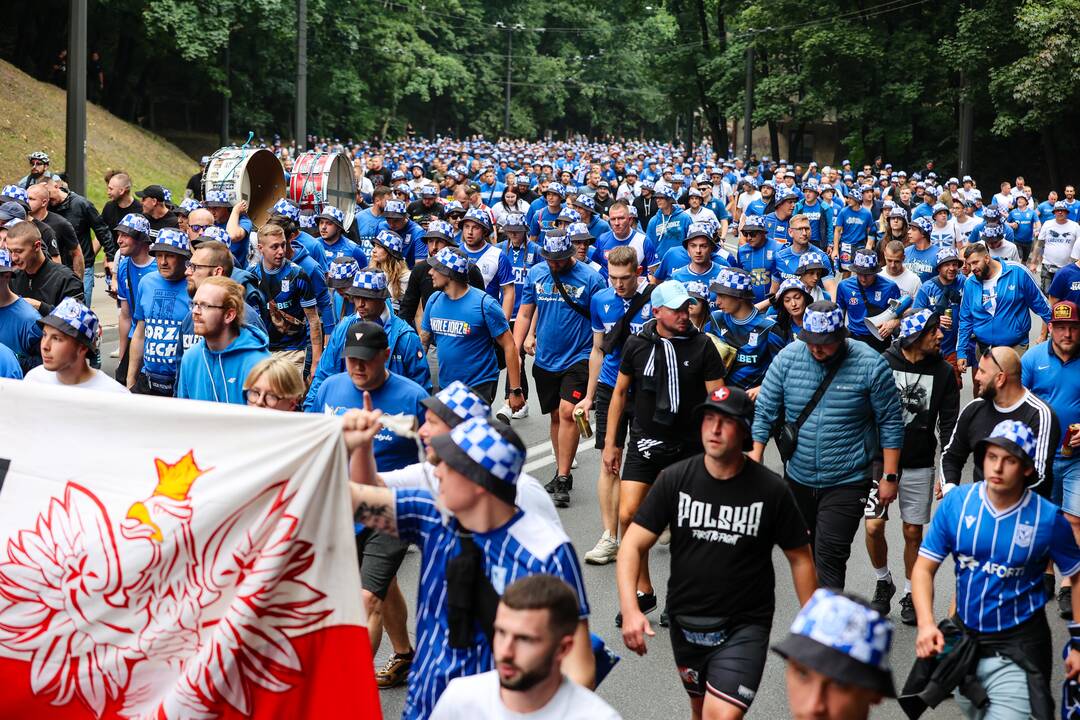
316;204;346;228
424;219;456;243
798;301;848;344
178;198;203;215
374;229;405;260
852;249;879;275
429;416;525;504
898;308;940;349
272;198;301;222
545;182;566;199
742;215;767;233
383;199;408;218
566;222;593;243
197;225;231;246
935;246;961;269
326;257;360;288
1;185;29;206
0;248;14;273
540;229;574;260
38;297;102;348
204;189;233;208
976;419;1038;471
345;269;390;299
419;184;437;197
654;185;677;201
500;213;527;232
150;227;192;257
572;194;596;213
421;380;491;429
427;246;471;280
463;207;492;231
710;267;755;300
773;588;895;697
557;207;581;224
115;212;151;242
299;212;317;229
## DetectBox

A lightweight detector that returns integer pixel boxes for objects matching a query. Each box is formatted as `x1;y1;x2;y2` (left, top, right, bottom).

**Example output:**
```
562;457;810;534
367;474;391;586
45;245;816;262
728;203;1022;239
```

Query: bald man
27;183;81;275
940;346;1059;500
186;208;215;245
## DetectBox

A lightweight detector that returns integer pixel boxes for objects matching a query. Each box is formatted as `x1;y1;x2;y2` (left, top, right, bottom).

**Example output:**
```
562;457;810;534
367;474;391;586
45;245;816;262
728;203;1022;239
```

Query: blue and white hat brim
429;419;523;505
975;420;1038;471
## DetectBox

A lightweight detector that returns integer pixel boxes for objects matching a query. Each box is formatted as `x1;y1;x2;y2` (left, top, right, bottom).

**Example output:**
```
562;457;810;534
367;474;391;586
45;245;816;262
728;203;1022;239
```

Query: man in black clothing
618;385;815;719
406;185;444;229
136;185;180;240
6;221;84;315
0;187;60;264
27;183;81;276
632;183;657;228
48;176;116;306
940;345;1058;498
397;220;484;333
604;280;726;627
101;172;140;232
186;157;208;201
865;310;959;625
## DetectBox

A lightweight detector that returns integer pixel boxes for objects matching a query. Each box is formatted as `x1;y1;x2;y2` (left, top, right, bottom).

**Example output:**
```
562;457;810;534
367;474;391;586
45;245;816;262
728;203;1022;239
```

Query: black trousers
785;474;871;590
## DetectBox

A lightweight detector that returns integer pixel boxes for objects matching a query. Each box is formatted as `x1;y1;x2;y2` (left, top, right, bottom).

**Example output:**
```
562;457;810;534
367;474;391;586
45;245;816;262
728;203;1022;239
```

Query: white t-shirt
24;366;129;393
1036;219;1080;268
955;216;981;246
883;268;922;298
737;190;761;213
431;671;621;720
381;462;562;529
930;219;958;248
987;239;1021;262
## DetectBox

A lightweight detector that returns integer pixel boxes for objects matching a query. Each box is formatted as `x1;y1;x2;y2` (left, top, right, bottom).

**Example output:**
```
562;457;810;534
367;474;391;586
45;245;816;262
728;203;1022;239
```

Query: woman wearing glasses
243;355;307;411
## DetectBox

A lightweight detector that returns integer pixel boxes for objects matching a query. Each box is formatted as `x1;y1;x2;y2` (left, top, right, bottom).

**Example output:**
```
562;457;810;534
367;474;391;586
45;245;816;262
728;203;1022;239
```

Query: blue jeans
83;266;95;307
1056;456;1080;514
954;655;1030;719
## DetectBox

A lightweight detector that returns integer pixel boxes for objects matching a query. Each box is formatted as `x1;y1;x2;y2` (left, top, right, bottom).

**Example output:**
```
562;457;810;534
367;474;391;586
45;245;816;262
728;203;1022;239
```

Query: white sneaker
511;403;530;420
658;526;672;545
495;404;512;423
571;457;579;469
109;348;120;358
584;531;619;565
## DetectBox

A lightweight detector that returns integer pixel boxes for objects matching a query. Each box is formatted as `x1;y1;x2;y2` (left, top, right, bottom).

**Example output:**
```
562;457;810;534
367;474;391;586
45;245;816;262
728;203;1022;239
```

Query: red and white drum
203;147;286;228
289;152;357;230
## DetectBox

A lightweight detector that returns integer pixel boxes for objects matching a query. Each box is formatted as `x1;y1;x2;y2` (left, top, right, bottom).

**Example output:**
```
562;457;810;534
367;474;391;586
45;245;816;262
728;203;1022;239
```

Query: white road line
526;441;553;458
523;447;596;473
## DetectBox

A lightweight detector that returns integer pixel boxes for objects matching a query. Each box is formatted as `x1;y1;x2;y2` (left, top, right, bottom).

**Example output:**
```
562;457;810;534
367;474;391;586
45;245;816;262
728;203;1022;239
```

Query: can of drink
1064;423;1080;457
943;309;952;319
574;408;593;439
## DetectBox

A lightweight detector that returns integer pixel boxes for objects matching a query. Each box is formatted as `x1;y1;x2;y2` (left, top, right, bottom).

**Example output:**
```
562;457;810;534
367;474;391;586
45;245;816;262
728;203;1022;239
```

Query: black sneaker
615;591;658;627
544;473;559;494
899;593;916;626
871;577;896;616
551;475;571;508
1059;587;1073;620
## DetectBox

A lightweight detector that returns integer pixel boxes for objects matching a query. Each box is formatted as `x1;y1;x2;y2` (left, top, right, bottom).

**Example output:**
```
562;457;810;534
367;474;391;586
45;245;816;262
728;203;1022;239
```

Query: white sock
904;580;912;595
873;566;891;582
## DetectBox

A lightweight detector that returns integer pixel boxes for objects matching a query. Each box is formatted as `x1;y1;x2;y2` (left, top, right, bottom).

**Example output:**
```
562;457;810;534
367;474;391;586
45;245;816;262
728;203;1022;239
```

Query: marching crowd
3;137;1080;719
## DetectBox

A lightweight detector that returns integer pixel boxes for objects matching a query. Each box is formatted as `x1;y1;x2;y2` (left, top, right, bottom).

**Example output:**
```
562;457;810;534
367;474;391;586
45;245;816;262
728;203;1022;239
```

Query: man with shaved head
27;183;81;276
941;346;1059;500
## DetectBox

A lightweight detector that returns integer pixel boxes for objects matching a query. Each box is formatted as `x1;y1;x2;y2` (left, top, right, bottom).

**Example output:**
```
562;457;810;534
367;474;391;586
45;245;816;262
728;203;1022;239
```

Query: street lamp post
495;22;524;136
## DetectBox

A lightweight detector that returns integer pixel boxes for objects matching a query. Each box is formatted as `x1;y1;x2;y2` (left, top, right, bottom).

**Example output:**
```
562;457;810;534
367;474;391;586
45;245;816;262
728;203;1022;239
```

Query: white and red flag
0;380;381;719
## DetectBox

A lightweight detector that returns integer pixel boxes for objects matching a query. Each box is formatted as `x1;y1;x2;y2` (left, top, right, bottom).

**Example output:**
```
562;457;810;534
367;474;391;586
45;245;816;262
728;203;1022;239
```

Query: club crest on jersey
490;566;507;595
1014;523;1034;548
964;514;976;529
748;331;759;346
281;278;290;292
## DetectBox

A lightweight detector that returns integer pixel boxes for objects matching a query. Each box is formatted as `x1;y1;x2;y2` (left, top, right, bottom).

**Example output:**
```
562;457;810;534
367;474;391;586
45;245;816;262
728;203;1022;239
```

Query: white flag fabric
0;379;381;719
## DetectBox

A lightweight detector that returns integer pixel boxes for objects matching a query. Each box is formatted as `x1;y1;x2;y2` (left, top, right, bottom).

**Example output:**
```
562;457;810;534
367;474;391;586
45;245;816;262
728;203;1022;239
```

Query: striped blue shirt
920;482;1080;632
395;489;590;720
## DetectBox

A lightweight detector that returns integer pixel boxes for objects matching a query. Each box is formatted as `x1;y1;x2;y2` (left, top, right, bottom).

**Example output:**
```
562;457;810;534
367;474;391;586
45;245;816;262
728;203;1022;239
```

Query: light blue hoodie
176;325;270;404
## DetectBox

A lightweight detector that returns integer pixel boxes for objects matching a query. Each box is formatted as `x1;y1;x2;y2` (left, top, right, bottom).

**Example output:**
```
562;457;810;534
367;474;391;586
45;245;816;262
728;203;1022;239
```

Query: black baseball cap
135;184;168;202
692;386;755;449
342;320;389;361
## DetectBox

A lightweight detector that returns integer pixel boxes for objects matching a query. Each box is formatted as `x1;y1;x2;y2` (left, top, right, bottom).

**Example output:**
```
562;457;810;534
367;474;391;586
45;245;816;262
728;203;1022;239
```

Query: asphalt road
89;284;1065;719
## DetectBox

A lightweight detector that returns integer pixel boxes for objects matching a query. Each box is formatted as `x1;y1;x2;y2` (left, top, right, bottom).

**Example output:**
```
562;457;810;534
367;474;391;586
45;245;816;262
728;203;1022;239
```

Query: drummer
204;189;252;268
315;205;368;269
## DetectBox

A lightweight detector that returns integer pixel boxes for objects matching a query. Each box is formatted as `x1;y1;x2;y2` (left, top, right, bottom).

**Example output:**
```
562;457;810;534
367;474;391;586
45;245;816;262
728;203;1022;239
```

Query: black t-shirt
619;330;725;442
40;212;80;269
186;171;204;201
634;455;809;624
101;199;140;236
144;212;180;240
32;218;60;259
407;199;444;228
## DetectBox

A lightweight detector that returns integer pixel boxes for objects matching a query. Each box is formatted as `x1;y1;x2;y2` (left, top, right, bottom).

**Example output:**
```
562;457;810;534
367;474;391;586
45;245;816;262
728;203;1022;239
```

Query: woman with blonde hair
243;355;306;411
370;229;408;310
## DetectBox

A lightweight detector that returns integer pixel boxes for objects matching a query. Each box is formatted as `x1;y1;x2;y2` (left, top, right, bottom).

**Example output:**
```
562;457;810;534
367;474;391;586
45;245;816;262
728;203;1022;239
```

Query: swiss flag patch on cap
711;387;730;402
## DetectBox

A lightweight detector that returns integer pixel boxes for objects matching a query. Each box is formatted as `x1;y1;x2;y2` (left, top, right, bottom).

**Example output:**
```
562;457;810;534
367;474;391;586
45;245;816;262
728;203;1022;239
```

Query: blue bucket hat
462;207;493;231
852;249;879;275
898;308;939;349
374;229;405;260
571;194;596;214
271;198;301;222
540;229;574;261
150;227;192;257
424;219;456;244
500;212;527;233
935;245;961;269
799;301;847;344
421;380;491;429
710;267;755;300
741;215;767;234
177;198;203;215
773;588;895;697
196;226;231;246
345;269;390;299
566;222;593;244
975;419;1038;472
545;182;567;199
316;205;347;229
557;207;582;224
383;199;408;219
204;189;233;208
115;213;151;243
427;246;471;281
429;416;525;505
37;297;102;349
326;256;360;289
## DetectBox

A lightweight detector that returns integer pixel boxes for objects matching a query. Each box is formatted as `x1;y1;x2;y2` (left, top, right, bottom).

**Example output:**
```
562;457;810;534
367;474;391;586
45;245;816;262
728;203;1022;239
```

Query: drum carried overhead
289;152;357;231
202;147;286;228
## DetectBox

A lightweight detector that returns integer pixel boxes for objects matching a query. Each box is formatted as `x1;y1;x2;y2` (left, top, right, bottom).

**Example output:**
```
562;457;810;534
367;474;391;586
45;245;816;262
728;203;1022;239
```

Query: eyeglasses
185;261;218;272
30;160;47;167
986;349;1006;375
189;224;210;233
191;301;226;313
789;226;811;233
246;387;284;406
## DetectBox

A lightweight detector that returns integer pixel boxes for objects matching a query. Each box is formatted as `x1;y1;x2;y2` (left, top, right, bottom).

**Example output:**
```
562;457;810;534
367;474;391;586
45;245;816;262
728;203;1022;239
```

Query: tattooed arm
350;485;398;536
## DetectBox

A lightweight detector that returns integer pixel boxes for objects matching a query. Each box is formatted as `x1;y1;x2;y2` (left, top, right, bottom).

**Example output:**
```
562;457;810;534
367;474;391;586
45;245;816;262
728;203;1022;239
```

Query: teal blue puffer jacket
751;339;904;488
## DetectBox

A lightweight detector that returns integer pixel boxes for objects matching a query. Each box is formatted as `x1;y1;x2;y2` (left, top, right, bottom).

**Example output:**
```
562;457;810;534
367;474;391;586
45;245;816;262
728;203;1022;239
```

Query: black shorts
532;359;589;415
622;431;696;485
356;529;410;600
594;382;629;450
669;620;769;710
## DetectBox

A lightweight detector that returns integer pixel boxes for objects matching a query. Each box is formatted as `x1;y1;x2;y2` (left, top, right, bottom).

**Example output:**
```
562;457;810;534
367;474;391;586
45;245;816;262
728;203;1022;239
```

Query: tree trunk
691;0;726;154
1043;124;1061;191
768;120;780;161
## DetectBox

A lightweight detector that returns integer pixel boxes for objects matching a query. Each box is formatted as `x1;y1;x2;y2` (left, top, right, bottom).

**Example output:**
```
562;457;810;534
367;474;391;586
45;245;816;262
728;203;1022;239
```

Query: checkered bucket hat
1;185;28;204
116;213;151;241
424;219;455;242
898;308;938;349
346;269;389;299
977;419;1038;470
272;198;301;222
421;380;491;428
557;207;581;224
151;228;192;256
742;215;766;232
0;248;13;272
572;194;595;212
799;301;847;344
38;297;102;348
935;246;960;268
428;247;470;279
204;189;232;207
199;226;231;245
852;249;878;273
430;416;524;504
326;257;360;288
540;230;574;260
383;199;407;217
317;205;346;228
178;198;203;214
463;207;492;230
711;267;754;300
374;229;405;260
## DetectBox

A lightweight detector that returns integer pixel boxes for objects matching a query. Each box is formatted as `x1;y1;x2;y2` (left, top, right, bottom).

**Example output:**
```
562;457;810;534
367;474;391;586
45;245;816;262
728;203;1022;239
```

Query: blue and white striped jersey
920;482;1080;633
395;489;590;720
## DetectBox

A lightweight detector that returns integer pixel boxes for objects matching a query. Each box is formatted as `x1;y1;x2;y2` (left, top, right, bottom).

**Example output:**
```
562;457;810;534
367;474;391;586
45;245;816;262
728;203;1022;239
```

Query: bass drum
289;152;357;231
203;147;286;228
